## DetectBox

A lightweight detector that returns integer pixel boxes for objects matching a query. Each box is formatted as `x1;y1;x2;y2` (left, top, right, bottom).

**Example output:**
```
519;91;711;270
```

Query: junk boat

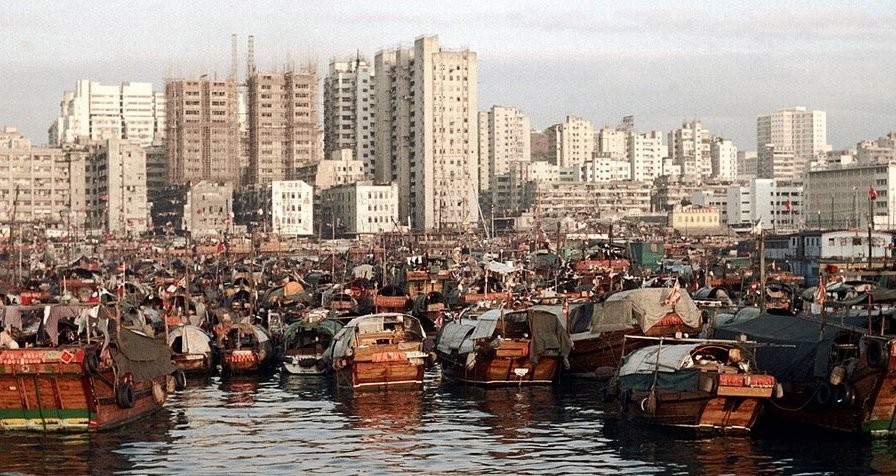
279;311;343;375
0;304;181;431
324;313;428;391
615;337;777;434
435;307;571;386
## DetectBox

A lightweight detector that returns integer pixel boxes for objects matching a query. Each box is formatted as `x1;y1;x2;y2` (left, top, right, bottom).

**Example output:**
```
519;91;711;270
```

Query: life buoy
84;350;101;377
172;369;187;391
116;382;135;408
866;340;887;369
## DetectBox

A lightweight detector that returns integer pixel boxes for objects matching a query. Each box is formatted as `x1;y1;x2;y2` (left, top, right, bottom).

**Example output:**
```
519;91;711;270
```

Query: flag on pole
663;280;682;306
869;186;878;201
814;280;826;306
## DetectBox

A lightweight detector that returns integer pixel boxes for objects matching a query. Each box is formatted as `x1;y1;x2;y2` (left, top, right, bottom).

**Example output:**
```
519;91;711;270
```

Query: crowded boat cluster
1;230;896;438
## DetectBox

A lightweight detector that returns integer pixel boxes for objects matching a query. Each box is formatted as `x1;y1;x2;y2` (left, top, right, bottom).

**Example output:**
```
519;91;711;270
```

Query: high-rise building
87;139;149;235
478;105;530;191
247;69;320;185
323;58;376;176
165;78;240;186
629;131;665;182
668;120;711;178
711;138;738;180
50;80;166;147
757;107;829;181
375;35;478;230
545;116;593;169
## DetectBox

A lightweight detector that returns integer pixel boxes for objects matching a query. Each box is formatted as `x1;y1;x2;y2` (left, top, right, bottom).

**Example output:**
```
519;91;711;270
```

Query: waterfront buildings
726;178;802;231
49;80;166;148
668;205;722;235
165;78;241;186
805;162;895;230
711;138;738;180
183;181;234;238
374;35;478;230
321;181;399;236
0;127;87;235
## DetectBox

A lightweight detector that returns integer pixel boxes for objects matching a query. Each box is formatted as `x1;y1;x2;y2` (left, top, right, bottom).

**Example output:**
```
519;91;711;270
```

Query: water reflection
0;370;894;474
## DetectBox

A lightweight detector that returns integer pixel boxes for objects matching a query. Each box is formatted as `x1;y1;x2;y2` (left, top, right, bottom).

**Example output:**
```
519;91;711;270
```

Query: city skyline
3;1;895;150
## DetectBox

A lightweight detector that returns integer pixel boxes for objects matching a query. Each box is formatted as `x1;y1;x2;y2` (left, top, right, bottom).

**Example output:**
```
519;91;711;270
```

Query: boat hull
282;352;328;375
0;347;169;432
335;357;425;391
622;390;765;434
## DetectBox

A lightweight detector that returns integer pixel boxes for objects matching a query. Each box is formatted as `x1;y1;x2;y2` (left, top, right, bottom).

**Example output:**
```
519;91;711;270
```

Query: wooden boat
0;304;181;432
279;313;343;375
167;324;216;376
324;313;428;391
616;338;776;434
712;304;896;437
214;312;274;375
564;287;703;378
435;307;572;386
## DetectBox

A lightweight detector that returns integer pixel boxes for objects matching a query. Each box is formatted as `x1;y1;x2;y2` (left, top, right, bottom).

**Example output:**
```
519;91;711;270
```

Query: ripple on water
0;372;890;474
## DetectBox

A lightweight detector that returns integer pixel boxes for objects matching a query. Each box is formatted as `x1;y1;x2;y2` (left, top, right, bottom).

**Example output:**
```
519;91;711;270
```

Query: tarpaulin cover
434;308;571;365
617;344;702;392
567;288;701;336
712;310;869;381
167;324;213;355
111;326;176;382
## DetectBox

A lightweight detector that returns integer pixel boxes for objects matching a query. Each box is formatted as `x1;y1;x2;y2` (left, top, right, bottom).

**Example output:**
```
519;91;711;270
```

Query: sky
3;1;895;150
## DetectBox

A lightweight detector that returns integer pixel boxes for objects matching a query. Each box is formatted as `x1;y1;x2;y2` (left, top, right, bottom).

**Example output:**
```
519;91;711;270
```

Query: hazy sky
3;1;895;150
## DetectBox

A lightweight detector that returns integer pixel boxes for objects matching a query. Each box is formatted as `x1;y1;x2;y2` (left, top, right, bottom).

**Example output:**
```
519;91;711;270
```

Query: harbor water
3;368;896;475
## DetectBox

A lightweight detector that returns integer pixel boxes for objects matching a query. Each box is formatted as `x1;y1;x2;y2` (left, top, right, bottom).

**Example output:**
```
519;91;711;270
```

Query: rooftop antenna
230;33;238;82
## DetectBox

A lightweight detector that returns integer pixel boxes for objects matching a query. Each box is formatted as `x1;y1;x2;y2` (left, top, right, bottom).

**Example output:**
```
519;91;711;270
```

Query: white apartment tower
247;69;320;185
629;131;665;182
323;58;376;176
545;116;594;169
375;35;478;230
596;126;628;161
50;80;166;147
757;107;828;181
478;105;530;191
711;138;738;180
668;120;711;178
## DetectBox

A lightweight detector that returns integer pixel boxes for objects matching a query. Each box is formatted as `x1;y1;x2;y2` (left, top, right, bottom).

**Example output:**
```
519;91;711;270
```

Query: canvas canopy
567;288;701;336
617;343;703;393
326;313;424;362
434;308;571;365
167;324;213;355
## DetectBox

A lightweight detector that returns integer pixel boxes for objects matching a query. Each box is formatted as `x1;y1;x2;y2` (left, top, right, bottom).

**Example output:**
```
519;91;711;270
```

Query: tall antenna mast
247;35;256;77
230;33;238;81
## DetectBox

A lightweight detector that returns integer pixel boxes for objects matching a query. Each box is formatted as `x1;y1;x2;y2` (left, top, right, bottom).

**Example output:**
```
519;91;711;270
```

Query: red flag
869;186;878;201
784;199;793;213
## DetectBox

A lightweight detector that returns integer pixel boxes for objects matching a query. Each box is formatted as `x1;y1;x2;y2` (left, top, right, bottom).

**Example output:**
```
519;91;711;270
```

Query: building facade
756;107;828;182
183;181;233;238
375;35;479;230
668;120;711;178
247;69;321;185
88;139;149;235
0;127;87;235
805;162;895;230
478;105;530;191
711;138;738;180
323;58;376;175
50;80;166;147
629;131;665;182
165;78;240;186
321;181;398;235
545;116;593;169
